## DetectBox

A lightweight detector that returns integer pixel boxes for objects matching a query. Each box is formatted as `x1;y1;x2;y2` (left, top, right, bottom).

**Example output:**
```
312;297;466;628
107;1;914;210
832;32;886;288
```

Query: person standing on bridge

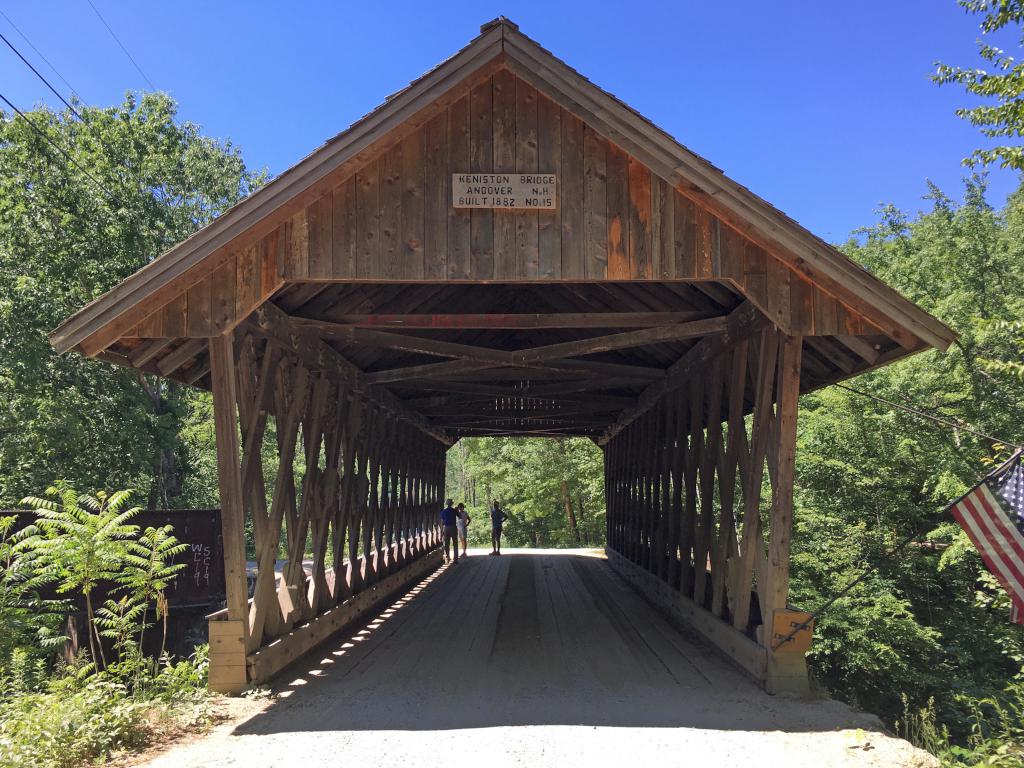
456;502;471;559
490;500;508;556
440;499;459;565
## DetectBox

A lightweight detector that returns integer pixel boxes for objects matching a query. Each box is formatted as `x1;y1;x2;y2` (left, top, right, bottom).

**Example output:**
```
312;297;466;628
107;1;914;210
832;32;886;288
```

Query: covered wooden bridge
51;19;954;696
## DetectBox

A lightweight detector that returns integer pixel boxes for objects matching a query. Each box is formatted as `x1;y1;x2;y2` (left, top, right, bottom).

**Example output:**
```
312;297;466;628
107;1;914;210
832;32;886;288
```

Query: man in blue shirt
440;498;459;564
490;500;508;556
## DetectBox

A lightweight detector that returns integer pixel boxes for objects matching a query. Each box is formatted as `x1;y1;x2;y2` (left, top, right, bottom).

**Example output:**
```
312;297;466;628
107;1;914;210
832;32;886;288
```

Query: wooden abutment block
207;619;248;694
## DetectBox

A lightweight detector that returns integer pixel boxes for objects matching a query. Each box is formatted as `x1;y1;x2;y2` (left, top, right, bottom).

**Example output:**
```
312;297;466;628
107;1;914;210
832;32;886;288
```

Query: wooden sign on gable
452;173;557;210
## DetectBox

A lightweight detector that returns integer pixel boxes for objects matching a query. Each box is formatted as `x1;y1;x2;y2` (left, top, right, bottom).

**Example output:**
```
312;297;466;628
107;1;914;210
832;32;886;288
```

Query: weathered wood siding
129;70;882;340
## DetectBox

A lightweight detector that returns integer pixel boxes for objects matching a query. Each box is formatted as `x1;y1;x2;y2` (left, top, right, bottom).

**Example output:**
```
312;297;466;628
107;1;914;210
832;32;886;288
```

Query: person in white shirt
456;503;471;559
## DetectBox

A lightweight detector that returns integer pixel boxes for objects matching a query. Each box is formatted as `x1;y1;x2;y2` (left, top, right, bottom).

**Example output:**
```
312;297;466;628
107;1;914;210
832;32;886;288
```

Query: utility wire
0;90;115;202
0;9;83;102
0;90;146;231
833;382;1022;450
773;449;1024;651
84;0;156;91
0;16;156;226
772;519;940;651
0;20;155;219
0;31;83;121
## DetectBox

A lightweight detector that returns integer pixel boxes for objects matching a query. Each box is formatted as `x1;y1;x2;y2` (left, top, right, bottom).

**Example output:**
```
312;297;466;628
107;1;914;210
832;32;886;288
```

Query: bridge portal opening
50;19;952;697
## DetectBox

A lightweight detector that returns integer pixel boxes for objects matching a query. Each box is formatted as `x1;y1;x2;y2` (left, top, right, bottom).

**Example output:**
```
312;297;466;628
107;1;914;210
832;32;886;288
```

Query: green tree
0;93;264;507
934;0;1024;169
450;437;605;547
791;175;1024;729
18;485;141;670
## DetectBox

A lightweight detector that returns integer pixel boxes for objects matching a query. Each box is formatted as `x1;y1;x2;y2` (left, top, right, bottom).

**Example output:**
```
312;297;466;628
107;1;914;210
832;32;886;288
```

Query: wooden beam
393;376;641;398
294;311;708;329
339;328;512;363
128;337;174;367
358;318;724;384
515;317;727;364
452;426;603;436
184;359;211;385
366;359;499;384
598;302;768;445
545;359;667;380
414;394;636;411
365;356;666;385
401;367;591;382
763;334;802;629
208;334;250;649
433;417;609;428
329;317;724;364
805;337;857;375
834;333;881;364
248;303;452;445
157;339;206;376
429;406;622;421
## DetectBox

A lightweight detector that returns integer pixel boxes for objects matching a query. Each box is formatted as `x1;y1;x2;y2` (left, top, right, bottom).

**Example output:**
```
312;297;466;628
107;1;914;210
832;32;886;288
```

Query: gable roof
50;17;955;357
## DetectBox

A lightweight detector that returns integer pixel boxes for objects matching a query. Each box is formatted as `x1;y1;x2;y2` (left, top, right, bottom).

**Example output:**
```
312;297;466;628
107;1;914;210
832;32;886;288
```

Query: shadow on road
231;550;875;735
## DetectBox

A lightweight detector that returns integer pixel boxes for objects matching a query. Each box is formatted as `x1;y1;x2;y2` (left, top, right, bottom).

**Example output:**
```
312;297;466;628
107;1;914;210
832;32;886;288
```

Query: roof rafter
357;318;724;384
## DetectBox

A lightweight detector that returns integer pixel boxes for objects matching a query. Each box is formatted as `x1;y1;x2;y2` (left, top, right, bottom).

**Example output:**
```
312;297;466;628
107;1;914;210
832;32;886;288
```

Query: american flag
951;450;1024;624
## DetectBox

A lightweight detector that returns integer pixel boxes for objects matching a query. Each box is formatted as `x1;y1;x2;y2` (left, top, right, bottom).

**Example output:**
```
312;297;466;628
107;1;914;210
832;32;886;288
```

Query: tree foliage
934;1;1024;169
0;93;263;508
791;175;1024;733
446;437;605;547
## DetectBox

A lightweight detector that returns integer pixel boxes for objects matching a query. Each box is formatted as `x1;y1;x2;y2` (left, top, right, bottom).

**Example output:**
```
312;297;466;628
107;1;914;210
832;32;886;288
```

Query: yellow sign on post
771;609;815;653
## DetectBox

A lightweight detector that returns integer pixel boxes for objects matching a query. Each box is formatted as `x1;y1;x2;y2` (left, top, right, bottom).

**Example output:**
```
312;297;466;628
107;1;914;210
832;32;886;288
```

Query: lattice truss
230;326;448;654
604;327;802;641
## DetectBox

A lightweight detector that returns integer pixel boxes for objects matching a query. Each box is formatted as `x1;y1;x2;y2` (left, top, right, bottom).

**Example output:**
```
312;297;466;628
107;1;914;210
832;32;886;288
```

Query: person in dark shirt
440;499;459;564
489;500;508;556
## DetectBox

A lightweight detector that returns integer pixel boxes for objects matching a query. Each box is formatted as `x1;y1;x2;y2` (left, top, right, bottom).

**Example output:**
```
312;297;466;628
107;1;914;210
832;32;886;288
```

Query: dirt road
142;549;935;768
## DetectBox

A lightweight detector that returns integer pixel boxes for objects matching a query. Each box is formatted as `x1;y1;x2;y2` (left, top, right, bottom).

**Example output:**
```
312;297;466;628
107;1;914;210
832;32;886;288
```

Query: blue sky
2;1;1019;242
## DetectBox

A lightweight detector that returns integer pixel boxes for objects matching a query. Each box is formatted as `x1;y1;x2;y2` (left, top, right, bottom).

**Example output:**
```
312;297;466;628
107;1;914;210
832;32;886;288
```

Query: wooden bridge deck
142;550;929;767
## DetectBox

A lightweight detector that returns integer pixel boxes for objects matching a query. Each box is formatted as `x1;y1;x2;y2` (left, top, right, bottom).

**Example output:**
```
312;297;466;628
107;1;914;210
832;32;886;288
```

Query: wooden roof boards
50;18;956;440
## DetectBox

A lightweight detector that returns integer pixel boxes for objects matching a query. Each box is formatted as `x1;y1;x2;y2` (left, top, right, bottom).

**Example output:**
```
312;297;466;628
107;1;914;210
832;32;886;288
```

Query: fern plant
0;516;68;669
17;484;141;670
121;525;186;660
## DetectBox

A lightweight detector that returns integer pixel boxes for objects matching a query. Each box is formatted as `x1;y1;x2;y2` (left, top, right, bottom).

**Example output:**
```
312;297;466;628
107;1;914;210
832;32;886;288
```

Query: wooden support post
762;333;808;695
208;332;250;693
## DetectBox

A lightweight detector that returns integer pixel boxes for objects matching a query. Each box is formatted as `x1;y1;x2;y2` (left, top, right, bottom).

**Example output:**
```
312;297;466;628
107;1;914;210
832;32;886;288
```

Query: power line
0;31;84;121
773;447;1024;651
0;20;154;214
0;9;83;102
84;0;156;91
0;89;125;211
773;514;940;650
833;382;1022;450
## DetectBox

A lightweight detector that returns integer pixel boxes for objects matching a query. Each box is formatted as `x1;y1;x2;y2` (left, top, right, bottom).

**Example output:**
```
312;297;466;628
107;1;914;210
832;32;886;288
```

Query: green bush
900;683;1024;767
0;644;211;768
0;677;146;768
0;485;211;766
151;643;209;702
